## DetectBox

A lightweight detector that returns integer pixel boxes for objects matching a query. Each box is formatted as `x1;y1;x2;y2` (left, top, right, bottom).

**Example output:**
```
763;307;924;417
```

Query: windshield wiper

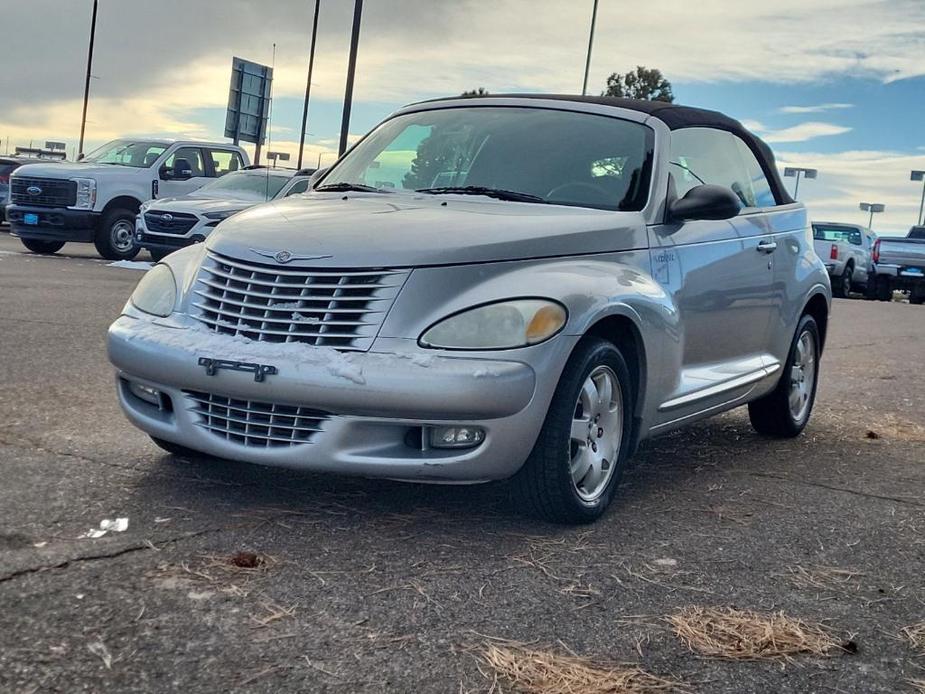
416;186;546;204
315;182;387;193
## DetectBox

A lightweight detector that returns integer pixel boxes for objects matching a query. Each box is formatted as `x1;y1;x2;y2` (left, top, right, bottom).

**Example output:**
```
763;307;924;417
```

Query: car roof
414;93;794;206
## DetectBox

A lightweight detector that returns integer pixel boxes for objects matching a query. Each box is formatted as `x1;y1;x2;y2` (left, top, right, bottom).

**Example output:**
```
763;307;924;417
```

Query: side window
163;147;205;177
732;137;775;208
210;150;244;177
669;128;766;210
284;179;310;196
849;229;863;246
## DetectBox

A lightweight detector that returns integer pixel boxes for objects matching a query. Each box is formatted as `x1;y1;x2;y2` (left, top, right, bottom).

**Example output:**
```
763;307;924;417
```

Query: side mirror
668;184;742;222
308;167;329;189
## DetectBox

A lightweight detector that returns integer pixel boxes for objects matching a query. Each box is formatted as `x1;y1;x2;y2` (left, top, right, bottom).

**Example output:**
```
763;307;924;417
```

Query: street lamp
911;170;925;226
338;0;363;156
859;202;885;230
581;0;600;96
783;167;818;199
78;0;99;157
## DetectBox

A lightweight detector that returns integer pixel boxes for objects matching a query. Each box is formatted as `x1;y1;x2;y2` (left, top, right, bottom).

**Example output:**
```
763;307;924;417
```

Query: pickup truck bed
872;236;925;303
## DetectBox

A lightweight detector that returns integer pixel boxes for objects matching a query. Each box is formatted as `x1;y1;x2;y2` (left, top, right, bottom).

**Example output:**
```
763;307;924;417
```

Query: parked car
1;155;64;224
108;95;830;524
869;227;925;303
136;167;315;261
811;222;874;298
6;139;250;259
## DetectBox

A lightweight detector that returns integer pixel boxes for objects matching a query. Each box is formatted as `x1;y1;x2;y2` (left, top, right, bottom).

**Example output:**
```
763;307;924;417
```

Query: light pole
859;202;885;230
911;170;925;226
581;0;599;96
339;0;363;156
78;0;99;157
297;0;321;170
783;166;818;199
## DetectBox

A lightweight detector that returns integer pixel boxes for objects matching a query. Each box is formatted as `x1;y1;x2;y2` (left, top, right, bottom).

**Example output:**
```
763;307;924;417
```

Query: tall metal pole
581;0;599;96
339;0;363;156
793;170;802;199
868;209;874;230
297;0;321;169
918;179;925;226
78;0;99;157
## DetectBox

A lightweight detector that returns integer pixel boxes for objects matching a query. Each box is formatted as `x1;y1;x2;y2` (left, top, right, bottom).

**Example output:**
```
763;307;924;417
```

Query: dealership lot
0;233;922;692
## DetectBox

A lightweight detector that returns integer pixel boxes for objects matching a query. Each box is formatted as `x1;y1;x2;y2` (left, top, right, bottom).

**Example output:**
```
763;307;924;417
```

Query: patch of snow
80;517;129;539
270;301;302;309
409;354;435;368
292;312;321;323
108;260;153;270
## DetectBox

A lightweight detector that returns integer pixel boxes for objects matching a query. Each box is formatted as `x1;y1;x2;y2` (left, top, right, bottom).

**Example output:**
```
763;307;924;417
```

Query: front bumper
7;204;99;242
108;314;565;482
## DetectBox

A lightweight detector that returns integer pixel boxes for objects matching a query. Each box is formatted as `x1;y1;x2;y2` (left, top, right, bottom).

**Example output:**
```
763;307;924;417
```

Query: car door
157;146;209;198
648;127;776;424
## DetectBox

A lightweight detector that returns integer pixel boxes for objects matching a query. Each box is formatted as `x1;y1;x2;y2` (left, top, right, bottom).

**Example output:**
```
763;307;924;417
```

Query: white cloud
745;121;852;143
778;103;854;114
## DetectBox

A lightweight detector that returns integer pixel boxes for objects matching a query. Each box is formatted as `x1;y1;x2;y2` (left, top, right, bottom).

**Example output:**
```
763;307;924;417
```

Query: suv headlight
419;299;567;350
71;177;97;210
129;264;177;317
204;210;237;220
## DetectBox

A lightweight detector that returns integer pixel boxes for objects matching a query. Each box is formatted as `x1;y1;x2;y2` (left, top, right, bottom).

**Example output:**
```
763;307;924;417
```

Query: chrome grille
185;390;330;447
192;250;409;350
11;177;77;207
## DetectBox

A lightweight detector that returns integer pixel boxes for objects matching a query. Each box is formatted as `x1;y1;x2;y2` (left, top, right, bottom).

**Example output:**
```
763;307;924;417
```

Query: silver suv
108;95;831;524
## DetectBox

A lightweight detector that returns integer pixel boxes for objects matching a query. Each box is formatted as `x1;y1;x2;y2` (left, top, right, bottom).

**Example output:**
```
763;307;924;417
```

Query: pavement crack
749;472;925;507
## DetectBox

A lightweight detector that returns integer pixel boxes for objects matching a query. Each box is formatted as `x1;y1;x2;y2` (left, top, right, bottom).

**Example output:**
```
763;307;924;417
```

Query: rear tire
94;208;140;260
511;337;635;524
21;239;65;255
875;277;893;302
832;264;852;298
748;314;820;438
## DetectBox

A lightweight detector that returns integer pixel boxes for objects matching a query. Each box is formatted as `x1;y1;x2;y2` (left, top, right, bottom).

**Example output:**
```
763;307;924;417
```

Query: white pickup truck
869;226;925;304
7;139;250;259
811;221;875;298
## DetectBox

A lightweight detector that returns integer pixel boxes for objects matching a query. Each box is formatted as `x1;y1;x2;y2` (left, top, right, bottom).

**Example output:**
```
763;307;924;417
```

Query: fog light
428;425;485;449
129;381;162;407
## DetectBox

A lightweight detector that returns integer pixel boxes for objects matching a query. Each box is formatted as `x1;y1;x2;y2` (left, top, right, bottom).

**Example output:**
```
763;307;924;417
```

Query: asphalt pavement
0;232;922;693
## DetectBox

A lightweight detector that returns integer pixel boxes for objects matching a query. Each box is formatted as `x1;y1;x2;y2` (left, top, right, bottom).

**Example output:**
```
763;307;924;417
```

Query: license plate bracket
23;213;39;226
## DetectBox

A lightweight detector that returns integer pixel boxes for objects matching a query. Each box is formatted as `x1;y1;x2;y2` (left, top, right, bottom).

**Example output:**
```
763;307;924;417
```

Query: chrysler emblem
26;185;42;195
249;248;333;264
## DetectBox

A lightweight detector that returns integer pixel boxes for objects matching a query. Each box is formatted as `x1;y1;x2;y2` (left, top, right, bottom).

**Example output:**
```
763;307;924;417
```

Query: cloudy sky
2;0;924;233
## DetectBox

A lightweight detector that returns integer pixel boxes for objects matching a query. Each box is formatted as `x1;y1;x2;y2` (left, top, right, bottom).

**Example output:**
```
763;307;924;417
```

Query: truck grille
191;250;409;350
144;210;198;235
185;390;330;448
11;177;77;208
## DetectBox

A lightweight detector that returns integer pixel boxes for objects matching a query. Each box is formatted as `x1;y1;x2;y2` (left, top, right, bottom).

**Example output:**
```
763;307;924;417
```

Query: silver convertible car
108;95;831;524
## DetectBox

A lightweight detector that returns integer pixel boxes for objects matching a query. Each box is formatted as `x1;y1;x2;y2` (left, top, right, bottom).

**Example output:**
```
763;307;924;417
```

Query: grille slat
11;177;77;208
192;250;409;350
185;390;329;448
144;210;198;235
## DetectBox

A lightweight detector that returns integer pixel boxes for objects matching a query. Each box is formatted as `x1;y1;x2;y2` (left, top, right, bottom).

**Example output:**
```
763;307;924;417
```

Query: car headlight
419;299;567;350
204;210;237;220
71;177;97;210
129;264;177;317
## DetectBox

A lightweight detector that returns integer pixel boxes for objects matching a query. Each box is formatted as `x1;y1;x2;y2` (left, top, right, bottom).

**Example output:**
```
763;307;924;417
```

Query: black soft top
424;93;794;206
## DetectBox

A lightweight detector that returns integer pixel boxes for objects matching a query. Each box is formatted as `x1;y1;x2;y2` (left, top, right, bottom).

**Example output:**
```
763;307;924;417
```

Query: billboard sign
224;57;273;146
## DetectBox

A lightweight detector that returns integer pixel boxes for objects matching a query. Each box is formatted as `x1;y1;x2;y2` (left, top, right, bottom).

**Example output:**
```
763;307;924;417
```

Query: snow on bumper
108;315;546;481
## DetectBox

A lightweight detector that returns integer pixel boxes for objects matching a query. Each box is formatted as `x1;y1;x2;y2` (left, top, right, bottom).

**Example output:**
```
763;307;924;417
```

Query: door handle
757;240;778;253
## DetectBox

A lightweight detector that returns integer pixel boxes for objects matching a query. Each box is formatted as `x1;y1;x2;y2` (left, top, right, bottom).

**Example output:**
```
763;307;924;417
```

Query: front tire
748;314;820;438
94;208;140;260
21;238;65;255
512;338;634;524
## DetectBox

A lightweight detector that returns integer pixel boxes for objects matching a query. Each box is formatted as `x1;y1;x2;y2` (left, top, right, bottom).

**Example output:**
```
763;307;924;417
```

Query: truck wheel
511;337;634;524
94;208;140;260
832;264;852;298
876;278;893;302
21;239;65;255
748;314;820;438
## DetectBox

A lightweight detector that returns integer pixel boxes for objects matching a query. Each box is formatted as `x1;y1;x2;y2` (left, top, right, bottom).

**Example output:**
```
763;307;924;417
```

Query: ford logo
26;185;42;196
162;213;173;222
275;250;292;263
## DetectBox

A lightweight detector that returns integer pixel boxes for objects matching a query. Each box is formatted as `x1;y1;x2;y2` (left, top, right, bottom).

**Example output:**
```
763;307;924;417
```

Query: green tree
461;88;489;96
603;66;674;102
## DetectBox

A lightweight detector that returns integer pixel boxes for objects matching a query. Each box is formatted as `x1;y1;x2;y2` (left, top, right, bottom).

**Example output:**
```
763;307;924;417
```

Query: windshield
82;140;169;168
196;171;291;200
321;106;654;211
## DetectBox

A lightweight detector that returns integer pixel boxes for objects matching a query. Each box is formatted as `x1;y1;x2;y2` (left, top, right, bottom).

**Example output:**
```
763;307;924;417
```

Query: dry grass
909;679;925;694
782;565;864;593
901;622;925;654
153;551;277;597
477;640;684;694
667;606;843;661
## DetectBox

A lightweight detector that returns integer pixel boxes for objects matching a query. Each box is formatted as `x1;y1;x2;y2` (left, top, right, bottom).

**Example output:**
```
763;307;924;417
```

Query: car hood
206;192;647;268
146;196;259;215
10;161;145;180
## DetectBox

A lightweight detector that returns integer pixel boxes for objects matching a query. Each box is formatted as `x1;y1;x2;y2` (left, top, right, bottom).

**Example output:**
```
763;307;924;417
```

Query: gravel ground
0;233;922;693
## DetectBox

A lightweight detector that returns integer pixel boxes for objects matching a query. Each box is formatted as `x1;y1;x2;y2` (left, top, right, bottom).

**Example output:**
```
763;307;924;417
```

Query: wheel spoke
570;447;593;485
595;372;613;409
583;457;604;492
580;379;598;413
571;416;591;442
